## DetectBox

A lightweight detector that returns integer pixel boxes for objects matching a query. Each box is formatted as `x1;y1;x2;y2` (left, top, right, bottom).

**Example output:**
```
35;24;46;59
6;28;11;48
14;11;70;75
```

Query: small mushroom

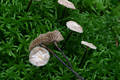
58;0;76;9
61;21;83;48
66;21;83;33
81;41;97;49
80;41;97;68
29;46;50;67
29;30;64;51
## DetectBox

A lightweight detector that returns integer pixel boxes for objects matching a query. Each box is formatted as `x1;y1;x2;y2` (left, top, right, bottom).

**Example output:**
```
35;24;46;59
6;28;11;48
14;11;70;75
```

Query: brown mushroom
29;30;64;51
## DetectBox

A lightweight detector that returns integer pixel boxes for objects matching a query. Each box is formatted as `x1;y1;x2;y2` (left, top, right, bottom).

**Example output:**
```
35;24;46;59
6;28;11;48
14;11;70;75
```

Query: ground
0;0;120;80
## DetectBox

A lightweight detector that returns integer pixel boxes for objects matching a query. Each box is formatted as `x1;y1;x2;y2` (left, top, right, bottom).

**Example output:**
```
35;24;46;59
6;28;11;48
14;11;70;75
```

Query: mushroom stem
80;47;88;68
116;38;119;47
54;41;73;68
26;0;33;12
40;44;85;80
62;31;73;49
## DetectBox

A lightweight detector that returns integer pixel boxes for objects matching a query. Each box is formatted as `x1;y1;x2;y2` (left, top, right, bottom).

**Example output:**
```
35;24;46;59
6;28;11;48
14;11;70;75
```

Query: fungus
29;30;72;68
29;46;50;67
29;30;84;80
80;41;97;67
29;30;64;51
81;41;97;49
58;0;76;9
66;21;83;33
62;21;83;49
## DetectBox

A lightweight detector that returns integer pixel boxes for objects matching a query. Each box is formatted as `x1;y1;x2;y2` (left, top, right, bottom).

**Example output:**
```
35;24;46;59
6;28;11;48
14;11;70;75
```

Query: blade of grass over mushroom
40;44;85;80
58;0;76;9
29;46;50;67
54;41;73;68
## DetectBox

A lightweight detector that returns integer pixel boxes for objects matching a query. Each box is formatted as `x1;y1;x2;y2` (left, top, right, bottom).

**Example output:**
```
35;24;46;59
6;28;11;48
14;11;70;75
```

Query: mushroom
66;21;83;33
29;30;64;51
29;30;85;80
29;30;72;68
29;46;50;67
62;21;83;49
81;41;97;49
58;0;76;9
80;41;97;67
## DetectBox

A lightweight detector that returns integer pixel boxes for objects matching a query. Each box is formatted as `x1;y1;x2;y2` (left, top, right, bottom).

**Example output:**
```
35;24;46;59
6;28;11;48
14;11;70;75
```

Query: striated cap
29;30;64;51
66;21;83;33
58;0;76;9
81;41;97;49
29;46;50;67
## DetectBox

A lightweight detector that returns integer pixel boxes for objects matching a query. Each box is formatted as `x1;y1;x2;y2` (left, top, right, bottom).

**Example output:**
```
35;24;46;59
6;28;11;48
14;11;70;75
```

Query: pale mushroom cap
29;46;50;67
66;21;83;33
58;0;76;9
81;41;97;49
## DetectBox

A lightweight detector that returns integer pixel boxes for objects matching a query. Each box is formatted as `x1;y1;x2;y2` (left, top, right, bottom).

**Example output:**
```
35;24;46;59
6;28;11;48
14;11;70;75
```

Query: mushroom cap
47;30;64;42
81;41;97;49
29;46;50;67
66;21;83;33
58;0;76;9
29;30;64;51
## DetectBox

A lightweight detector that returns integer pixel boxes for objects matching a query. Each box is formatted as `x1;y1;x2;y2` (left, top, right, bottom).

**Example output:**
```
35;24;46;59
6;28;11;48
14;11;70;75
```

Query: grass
0;0;120;80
